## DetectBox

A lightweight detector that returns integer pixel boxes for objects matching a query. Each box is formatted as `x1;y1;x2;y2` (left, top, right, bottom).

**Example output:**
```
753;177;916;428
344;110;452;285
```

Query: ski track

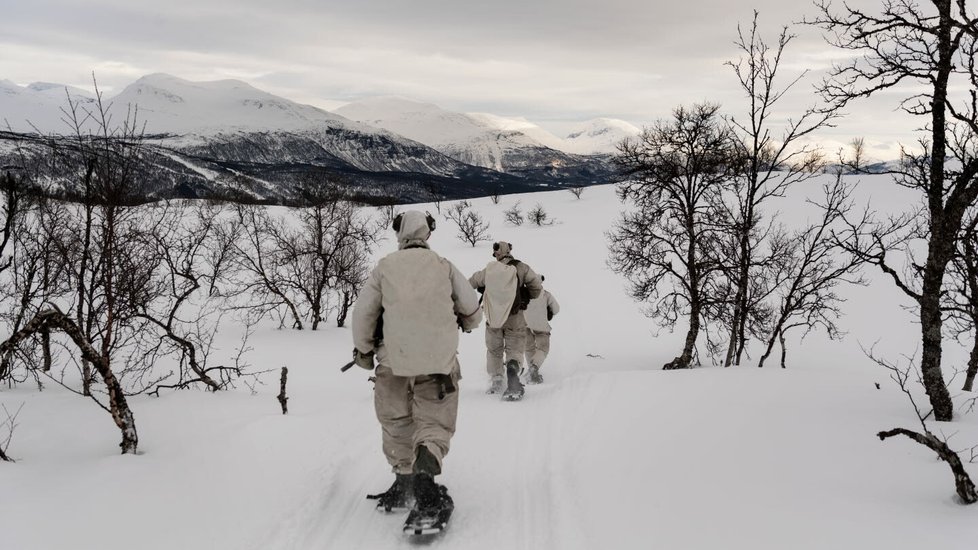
267;366;581;549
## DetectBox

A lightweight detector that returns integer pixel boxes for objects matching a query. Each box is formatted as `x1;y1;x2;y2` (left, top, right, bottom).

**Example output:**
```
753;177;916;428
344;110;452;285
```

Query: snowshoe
403;474;453;536
502;359;524;401
527;364;544;385
366;473;414;512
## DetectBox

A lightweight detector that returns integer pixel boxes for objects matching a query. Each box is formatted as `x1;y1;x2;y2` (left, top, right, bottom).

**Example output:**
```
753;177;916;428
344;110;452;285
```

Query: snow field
1;180;976;549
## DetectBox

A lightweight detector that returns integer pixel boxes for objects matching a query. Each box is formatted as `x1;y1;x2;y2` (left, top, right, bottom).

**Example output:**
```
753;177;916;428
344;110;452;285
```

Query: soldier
468;241;542;399
352;210;482;532
524;275;560;384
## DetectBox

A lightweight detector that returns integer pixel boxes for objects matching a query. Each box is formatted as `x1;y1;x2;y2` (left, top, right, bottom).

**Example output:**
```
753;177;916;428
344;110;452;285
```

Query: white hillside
0;178;975;550
106;73;356;135
335;96;571;171
0;80;95;133
563;117;642;154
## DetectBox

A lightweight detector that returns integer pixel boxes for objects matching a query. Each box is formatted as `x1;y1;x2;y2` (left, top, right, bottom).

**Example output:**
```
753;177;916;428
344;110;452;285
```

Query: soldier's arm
352;268;383;353
468;268;486;293
451;264;483;331
522;265;543;299
547;291;560;316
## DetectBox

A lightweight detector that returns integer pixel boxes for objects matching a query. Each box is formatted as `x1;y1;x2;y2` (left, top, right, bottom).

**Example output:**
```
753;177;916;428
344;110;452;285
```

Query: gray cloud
0;0;918;158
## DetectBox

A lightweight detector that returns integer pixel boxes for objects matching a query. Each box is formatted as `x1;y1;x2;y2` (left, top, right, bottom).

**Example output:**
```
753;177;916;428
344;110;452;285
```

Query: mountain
0;80;95;133
108;73;353;135
563;117;641;155
1;74;615;204
333;96;614;182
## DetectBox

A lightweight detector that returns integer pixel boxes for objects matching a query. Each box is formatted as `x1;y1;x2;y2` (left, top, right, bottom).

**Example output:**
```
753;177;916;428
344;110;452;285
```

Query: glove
353;348;375;371
547;307;553;321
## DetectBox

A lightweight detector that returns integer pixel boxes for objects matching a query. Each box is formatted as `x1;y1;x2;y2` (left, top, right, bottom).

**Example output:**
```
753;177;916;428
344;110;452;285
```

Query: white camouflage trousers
485;312;526;377
373;364;460;475
524;328;551;369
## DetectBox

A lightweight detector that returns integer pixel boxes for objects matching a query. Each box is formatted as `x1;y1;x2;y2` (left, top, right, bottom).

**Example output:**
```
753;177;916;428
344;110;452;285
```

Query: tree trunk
665;219;701;370
878;427;977;504
41;327;51;372
920;278;954;420
779;330;787;369
920;225;956;420
961;336;978;391
0;309;138;453
916;0;955;422
962;333;978;392
336;290;353;328
664;309;699;370
277;366;289;415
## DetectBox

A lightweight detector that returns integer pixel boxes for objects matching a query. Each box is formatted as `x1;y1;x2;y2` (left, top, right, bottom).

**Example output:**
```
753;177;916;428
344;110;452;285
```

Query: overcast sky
0;0;921;159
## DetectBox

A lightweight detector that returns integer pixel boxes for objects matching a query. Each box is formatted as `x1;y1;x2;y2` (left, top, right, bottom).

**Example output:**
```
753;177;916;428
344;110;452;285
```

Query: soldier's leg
502;314;527;368
485;326;504;377
411;364;460;475
373;365;415;474
524;327;537;368
533;332;551;369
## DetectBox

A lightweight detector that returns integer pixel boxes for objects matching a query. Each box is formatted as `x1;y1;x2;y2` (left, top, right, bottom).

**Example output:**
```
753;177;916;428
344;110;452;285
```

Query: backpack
483;260;519;329
509;260;531;314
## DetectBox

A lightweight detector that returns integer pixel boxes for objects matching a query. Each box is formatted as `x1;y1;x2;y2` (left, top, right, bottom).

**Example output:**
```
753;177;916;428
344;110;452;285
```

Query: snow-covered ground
1;179;977;550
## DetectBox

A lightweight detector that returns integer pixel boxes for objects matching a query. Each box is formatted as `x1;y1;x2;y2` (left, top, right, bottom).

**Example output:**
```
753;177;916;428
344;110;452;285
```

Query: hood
396;210;433;249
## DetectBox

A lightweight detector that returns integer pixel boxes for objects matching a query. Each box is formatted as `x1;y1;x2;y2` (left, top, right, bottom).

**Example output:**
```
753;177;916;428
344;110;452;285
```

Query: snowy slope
0;80;95;132
1;180;977;550
108;73;355;135
334;96;597;172
563;117;642;154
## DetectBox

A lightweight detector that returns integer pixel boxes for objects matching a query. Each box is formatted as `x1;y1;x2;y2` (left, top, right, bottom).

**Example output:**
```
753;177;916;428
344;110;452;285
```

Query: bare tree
719;11;836;367
845;137;868;173
228;187;379;331
609;103;740;369
872;351;977;504
229;205;305;329
1;308;139;453
135;203;245;393
0;195;70;382
944;211;978;390
445;200;492;246
757;176;867;368
377;203;400;226
809;0;978;421
568;186;585;199
504;201;525;226
292;196;379;330
33;79;161;396
0;171;23;277
528;203;552;226
0;403;23;462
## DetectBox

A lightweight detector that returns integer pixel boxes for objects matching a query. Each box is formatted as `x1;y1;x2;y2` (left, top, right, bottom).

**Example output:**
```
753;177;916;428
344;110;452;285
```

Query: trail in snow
266;374;581;550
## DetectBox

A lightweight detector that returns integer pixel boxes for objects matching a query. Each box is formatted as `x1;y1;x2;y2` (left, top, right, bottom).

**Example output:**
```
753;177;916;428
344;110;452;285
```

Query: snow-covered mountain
108;74;353;135
0;80;95;132
563;117;641;155
333;96;613;179
1;74;616;203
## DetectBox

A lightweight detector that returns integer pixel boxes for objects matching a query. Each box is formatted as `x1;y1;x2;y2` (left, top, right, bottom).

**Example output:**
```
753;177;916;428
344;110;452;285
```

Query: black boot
503;359;524;400
414;444;442;476
367;473;414;512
